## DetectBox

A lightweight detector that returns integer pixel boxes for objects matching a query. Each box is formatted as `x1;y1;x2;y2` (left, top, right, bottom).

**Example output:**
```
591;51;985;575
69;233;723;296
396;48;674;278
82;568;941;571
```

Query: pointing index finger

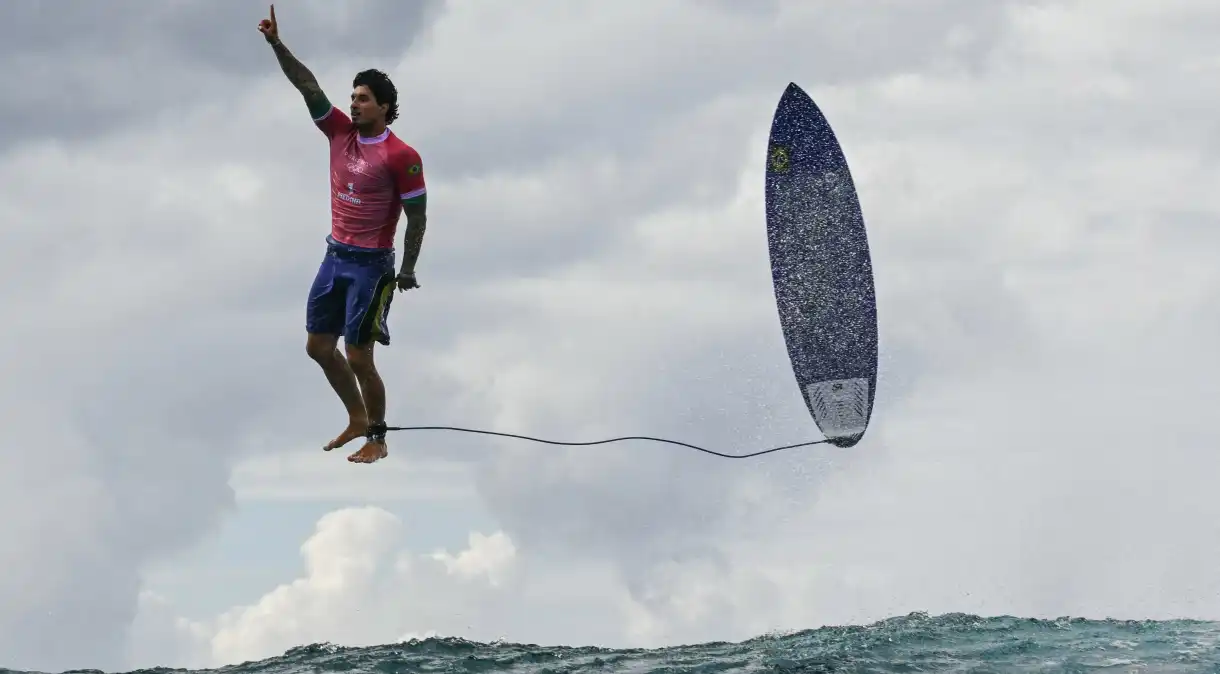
270;4;276;22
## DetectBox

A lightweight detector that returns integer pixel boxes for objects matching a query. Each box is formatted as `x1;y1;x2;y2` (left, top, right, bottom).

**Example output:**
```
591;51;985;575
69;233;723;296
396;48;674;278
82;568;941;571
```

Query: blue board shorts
306;235;397;346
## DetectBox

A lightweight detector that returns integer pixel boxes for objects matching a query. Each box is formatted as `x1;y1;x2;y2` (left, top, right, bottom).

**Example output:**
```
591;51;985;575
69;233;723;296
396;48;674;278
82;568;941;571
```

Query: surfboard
765;82;879;448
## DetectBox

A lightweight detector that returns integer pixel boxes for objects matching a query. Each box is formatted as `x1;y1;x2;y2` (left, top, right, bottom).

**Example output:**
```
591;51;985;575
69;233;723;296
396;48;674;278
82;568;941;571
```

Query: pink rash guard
314;105;426;250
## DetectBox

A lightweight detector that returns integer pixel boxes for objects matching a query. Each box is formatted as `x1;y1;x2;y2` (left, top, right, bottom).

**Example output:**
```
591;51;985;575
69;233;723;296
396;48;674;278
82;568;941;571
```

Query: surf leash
364;422;828;459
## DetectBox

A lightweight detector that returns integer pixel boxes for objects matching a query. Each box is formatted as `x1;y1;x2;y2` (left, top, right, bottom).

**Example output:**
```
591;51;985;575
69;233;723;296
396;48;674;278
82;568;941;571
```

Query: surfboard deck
765;82;878;448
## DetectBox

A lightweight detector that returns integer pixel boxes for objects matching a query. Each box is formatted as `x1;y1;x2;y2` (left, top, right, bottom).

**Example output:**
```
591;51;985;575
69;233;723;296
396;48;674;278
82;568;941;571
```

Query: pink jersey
314;106;427;249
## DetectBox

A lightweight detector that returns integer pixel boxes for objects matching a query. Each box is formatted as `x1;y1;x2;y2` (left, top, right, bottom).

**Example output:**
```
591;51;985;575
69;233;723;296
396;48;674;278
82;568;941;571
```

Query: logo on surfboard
768;145;790;173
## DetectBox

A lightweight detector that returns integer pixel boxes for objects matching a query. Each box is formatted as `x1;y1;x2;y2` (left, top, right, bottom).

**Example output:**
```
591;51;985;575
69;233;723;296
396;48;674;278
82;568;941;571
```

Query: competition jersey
314;106;426;250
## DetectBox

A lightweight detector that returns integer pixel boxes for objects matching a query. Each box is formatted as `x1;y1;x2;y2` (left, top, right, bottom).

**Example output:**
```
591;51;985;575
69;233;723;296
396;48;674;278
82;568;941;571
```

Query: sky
2;0;1220;671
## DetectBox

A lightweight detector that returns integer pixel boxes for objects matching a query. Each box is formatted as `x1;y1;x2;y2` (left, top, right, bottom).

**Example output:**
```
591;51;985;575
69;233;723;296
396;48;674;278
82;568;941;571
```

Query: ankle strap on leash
366;421;388;441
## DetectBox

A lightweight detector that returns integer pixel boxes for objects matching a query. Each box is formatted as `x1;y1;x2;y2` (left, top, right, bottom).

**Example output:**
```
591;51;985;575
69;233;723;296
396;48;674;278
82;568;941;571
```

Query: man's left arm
400;197;427;278
393;147;428;289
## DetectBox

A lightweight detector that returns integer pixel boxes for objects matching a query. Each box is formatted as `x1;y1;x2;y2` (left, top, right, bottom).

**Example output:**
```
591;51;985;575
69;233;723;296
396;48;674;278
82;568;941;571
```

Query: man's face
350;85;384;127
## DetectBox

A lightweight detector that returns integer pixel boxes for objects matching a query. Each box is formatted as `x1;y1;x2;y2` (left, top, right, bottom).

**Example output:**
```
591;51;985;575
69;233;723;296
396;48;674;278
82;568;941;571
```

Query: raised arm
258;4;331;120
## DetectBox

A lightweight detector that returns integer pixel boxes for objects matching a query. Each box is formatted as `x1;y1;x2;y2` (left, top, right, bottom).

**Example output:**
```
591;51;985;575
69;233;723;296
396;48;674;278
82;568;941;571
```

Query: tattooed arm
270;40;332;120
394;148;428;290
400;199;428;275
258;5;332;120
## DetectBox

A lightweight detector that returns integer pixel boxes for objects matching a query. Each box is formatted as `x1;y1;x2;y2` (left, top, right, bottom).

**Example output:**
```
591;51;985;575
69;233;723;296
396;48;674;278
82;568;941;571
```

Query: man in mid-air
259;4;428;465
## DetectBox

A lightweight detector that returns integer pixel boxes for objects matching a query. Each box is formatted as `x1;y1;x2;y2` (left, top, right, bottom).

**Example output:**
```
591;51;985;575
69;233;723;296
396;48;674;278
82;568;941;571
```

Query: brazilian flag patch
408;164;421;175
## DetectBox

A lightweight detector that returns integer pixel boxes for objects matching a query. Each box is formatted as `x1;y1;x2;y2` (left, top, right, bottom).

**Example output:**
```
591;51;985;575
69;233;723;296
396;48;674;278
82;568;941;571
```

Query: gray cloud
0;1;445;669
6;0;1220;670
0;0;441;151
456;0;1220;636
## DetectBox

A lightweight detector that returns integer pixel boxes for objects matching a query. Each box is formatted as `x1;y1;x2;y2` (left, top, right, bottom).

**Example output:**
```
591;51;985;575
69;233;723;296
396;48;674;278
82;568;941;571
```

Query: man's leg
345;341;388;463
343;267;397;464
305;251;369;450
306;332;369;450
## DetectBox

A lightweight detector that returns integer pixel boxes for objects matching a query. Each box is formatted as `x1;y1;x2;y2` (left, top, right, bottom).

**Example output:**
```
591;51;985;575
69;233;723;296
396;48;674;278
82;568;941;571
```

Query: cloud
229;452;475;503
0;1;446;669
6;0;1220;671
152;507;523;666
408;0;1220;646
0;0;442;151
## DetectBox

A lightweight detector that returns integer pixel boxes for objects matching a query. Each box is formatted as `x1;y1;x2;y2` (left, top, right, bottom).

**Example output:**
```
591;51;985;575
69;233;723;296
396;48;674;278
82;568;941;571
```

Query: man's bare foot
348;439;388;464
324;417;369;451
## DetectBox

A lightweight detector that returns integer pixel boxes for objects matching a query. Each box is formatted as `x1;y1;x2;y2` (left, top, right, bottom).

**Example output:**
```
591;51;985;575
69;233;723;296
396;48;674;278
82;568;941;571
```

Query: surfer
259;4;428;464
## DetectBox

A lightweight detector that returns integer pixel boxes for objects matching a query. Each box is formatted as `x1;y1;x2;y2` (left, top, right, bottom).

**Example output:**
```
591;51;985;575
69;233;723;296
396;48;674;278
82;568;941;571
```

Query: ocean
10;612;1219;674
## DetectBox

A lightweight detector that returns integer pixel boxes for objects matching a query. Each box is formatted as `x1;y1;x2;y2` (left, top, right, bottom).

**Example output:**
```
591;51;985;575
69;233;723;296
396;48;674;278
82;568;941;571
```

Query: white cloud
152;507;524;666
203;508;408;663
431;531;517;587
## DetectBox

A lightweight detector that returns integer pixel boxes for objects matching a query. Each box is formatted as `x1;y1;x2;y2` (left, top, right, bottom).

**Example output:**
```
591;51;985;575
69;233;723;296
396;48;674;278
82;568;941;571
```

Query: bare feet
324;417;369;451
348;438;388;464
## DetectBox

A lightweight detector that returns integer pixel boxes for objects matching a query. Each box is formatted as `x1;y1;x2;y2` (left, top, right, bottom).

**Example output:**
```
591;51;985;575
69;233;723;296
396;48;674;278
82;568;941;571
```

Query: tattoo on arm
401;201;428;272
270;40;330;116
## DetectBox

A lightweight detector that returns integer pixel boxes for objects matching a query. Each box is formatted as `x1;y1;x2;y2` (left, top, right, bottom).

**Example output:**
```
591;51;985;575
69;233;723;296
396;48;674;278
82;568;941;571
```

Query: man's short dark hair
353;69;399;125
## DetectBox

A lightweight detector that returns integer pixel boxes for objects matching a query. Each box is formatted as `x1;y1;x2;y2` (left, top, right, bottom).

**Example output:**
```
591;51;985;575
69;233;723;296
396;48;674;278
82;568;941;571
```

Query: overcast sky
3;0;1220;671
